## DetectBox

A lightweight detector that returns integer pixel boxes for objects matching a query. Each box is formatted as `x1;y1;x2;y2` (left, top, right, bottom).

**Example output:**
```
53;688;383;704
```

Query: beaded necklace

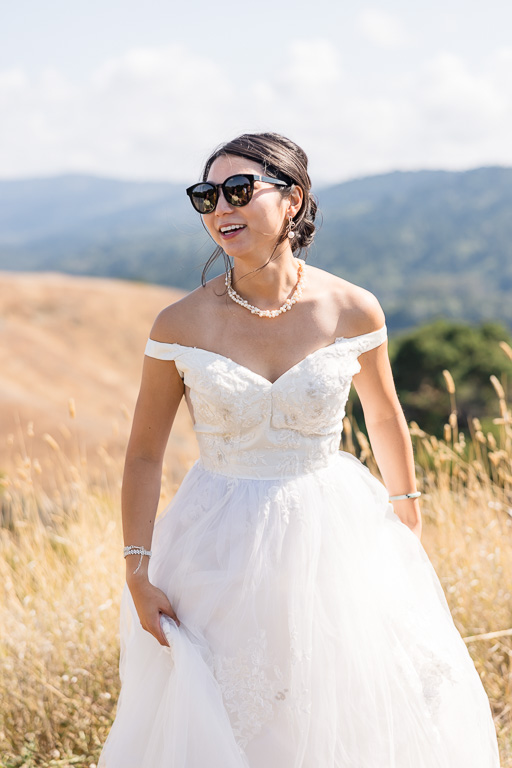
225;259;306;318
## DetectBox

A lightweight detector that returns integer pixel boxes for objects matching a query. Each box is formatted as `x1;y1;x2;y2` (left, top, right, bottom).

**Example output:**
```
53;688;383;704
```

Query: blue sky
2;0;512;184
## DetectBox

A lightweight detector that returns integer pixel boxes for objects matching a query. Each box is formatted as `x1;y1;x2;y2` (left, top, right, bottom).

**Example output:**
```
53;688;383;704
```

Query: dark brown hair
199;132;318;286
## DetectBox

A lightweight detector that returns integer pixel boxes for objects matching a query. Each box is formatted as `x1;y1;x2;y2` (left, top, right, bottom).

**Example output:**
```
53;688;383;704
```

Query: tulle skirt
98;451;500;767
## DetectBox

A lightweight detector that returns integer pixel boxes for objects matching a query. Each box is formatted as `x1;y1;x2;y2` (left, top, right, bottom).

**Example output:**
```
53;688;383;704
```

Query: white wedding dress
98;324;501;767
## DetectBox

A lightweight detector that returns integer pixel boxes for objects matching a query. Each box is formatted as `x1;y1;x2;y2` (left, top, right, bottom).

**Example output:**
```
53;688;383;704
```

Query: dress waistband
196;452;340;480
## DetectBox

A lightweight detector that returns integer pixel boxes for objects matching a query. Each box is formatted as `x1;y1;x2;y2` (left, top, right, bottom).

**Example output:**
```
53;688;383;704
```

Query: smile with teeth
219;224;246;234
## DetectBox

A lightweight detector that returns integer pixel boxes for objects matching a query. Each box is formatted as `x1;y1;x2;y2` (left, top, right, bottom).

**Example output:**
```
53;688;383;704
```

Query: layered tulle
98;452;500;767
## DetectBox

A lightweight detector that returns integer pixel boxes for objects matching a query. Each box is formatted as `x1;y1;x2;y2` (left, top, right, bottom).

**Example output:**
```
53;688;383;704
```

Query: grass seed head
442;369;456;394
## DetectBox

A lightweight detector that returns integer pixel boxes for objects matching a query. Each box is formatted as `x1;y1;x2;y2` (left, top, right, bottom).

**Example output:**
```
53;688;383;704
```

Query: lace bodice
145;325;387;479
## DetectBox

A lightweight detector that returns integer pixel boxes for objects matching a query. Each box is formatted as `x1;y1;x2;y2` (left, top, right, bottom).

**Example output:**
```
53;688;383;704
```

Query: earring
287;216;295;239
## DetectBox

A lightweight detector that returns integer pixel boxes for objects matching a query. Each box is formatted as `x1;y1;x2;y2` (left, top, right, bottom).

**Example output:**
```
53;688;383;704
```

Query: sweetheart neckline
146;324;387;387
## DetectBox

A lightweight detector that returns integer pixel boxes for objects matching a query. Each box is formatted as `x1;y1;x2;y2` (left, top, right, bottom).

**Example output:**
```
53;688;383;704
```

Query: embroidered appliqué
391;629;458;721
212;629;288;748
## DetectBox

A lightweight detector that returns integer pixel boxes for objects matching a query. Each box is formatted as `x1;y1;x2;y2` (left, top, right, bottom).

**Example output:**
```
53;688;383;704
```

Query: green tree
350;319;512;437
392;319;512;435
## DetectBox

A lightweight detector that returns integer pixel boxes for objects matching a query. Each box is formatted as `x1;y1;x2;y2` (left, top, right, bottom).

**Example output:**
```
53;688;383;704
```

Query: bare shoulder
149;276;224;345
309;266;386;337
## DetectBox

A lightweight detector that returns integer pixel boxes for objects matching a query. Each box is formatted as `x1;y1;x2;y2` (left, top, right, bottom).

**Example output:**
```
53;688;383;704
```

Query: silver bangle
389;491;422;501
124;545;152;574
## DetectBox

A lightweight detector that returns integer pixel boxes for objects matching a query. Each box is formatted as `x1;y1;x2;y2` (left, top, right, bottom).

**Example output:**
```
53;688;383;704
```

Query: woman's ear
288;185;304;218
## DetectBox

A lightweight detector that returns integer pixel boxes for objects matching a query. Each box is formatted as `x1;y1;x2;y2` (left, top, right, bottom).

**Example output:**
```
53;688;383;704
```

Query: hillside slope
0;272;197;480
0;167;511;330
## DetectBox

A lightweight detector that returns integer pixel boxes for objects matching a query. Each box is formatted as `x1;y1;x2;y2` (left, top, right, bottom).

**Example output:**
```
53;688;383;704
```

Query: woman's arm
351;306;422;540
122;337;185;644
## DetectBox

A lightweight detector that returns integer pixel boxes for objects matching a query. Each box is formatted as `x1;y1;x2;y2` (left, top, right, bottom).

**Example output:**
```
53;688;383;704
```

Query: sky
2;0;512;185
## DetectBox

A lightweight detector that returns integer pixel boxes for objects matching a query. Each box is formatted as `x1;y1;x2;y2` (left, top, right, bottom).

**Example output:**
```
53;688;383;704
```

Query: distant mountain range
1;167;511;332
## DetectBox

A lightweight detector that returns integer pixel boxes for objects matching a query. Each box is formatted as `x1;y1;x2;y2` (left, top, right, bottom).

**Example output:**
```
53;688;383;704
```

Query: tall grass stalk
1;365;511;765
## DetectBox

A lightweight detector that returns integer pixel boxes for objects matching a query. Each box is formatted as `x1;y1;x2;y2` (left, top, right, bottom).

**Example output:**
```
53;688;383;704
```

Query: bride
98;132;500;767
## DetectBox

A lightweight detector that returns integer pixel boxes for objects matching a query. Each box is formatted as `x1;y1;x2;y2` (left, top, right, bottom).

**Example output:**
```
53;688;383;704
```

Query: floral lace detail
418;646;457;718
264;484;303;525
144;327;387;479
289;623;312;665
212;629;289;749
392;638;457;721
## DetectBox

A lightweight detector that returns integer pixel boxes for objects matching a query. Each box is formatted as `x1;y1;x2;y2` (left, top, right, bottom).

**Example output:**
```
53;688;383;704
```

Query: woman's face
202;154;291;261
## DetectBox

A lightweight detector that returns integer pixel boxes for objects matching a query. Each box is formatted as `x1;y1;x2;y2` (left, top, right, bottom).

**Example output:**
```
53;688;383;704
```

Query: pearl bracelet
124;545;152;574
389;491;422;501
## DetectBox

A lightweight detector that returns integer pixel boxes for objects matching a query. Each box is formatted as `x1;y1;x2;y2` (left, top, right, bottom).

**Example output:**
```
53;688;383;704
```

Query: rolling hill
0;166;511;331
0;272;197;482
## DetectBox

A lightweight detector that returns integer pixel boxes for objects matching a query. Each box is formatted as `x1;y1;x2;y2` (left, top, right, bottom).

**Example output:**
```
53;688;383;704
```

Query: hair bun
291;195;317;253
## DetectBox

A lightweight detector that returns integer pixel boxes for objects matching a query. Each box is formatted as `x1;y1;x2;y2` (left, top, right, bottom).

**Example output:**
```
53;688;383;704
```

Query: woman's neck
230;246;301;310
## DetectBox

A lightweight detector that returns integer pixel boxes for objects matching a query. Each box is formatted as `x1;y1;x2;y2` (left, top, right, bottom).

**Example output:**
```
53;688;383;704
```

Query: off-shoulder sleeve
145;338;183;360
335;324;387;357
144;338;185;378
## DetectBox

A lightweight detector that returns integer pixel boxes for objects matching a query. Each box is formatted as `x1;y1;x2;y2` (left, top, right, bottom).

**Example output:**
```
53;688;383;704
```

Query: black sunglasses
185;174;289;214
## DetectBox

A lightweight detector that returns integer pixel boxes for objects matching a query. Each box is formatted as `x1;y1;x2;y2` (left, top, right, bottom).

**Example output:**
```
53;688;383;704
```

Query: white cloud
421;53;505;127
0;46;236;180
39;69;73;102
281;39;342;91
0;68;28;92
0;42;511;184
357;9;408;49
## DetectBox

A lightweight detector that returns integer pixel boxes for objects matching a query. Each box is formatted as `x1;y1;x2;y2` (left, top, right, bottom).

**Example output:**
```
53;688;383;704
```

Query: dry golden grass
2;388;511;766
343;362;512;765
0;420;193;768
0;273;510;765
0;271;196;479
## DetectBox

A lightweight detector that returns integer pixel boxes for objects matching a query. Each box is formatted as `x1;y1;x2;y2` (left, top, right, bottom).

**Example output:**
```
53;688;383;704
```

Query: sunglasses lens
189;183;217;213
223;175;252;206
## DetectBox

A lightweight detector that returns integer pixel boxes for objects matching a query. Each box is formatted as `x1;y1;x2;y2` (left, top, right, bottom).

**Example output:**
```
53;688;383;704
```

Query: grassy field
1;372;511;766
